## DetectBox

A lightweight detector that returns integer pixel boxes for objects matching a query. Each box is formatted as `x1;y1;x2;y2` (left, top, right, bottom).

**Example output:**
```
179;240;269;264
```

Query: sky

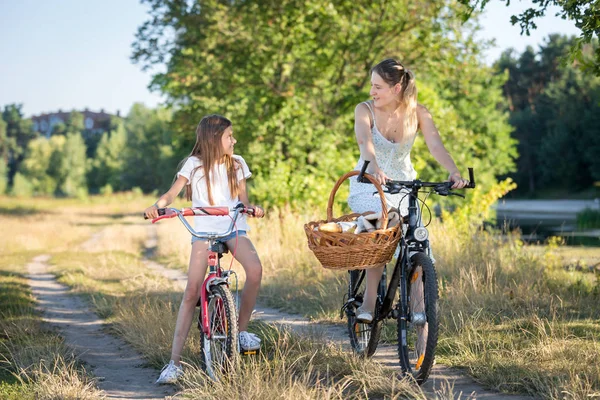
0;1;582;118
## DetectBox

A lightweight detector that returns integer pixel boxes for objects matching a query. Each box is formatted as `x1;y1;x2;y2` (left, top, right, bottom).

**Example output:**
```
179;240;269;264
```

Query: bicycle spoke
408;265;428;370
398;253;439;384
209;295;227;365
347;270;383;357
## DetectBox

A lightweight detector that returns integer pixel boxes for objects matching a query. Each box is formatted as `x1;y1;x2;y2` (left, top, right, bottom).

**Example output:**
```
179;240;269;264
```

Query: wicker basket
304;170;402;270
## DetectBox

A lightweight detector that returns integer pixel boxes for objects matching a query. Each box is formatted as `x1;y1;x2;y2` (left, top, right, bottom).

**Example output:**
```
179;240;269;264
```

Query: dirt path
26;254;177;400
143;228;532;399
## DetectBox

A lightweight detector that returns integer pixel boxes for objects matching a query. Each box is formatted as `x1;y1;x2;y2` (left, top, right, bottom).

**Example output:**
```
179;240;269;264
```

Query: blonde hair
371;59;418;136
184;114;241;205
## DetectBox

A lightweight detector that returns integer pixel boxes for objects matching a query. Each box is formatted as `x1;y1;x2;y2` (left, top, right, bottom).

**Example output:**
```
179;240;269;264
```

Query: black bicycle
342;160;475;384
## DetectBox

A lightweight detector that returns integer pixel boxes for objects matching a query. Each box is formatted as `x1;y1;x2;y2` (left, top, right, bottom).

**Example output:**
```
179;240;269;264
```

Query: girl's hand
144;204;159;219
251;206;265;218
371;166;389;186
448;171;468;189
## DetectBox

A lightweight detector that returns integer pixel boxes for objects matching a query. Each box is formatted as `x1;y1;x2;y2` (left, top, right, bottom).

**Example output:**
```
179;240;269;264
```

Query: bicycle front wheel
346;269;383;357
397;252;439;384
199;284;238;380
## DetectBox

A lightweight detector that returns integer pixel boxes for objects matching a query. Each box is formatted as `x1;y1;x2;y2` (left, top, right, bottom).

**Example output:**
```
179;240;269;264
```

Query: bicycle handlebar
144;204;256;222
356;160;476;197
143;203;257;240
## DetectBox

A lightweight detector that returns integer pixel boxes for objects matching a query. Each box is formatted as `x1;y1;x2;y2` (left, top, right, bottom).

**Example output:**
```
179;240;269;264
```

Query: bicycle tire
397;252;439;384
346;270;383;357
198;284;238;379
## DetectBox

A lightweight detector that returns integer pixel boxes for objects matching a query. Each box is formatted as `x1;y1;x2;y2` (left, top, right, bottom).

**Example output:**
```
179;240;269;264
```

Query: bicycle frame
352;184;427;324
199;239;229;338
344;160;475;382
351;160;474;323
150;205;252;338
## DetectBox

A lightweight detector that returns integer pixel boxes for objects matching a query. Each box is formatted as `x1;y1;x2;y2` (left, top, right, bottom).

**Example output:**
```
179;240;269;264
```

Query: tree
133;0;517;208
18;135;65;195
120;103;177;193
459;0;600;74
536;68;600;189
1;104;38;187
88;120;128;192
58;132;88;197
494;35;600;194
0;119;7;194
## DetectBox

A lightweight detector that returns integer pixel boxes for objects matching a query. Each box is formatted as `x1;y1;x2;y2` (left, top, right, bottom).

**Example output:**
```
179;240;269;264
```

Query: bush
0;161;7;194
10;173;33;197
577;208;600;230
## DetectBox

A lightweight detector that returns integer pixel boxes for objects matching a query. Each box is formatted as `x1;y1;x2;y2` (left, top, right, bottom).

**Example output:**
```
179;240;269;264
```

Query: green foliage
0;119;7;194
58;133;88;197
577;208;600;230
10;173;33;197
2;104;178;198
459;0;600;74
496;35;600;195
99;184;113;196
133;0;516;209
17;133;88;198
18;136;64;195
0;160;7;195
1;104;38;188
119;104;177;193
88;121;127;192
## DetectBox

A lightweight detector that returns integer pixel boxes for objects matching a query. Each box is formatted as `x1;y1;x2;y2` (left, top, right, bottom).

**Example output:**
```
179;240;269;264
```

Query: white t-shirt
177;155;252;233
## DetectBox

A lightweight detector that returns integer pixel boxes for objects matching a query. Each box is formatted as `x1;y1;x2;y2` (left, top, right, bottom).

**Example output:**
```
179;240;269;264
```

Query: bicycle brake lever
449;192;465;198
434;184;451;196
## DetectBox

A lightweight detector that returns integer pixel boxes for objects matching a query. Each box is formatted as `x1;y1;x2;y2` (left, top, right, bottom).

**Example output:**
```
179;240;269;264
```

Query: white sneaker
155;360;183;384
239;331;261;351
356;307;373;323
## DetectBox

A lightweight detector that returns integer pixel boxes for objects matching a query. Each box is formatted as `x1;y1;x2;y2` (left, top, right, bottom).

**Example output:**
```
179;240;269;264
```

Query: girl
348;58;468;323
144;114;265;384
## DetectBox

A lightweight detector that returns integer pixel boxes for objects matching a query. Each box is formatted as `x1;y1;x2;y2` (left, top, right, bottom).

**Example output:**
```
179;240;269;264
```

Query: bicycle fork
199;250;229;338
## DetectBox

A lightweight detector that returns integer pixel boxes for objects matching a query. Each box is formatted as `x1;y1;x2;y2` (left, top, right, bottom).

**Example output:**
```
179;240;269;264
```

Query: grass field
1;194;598;398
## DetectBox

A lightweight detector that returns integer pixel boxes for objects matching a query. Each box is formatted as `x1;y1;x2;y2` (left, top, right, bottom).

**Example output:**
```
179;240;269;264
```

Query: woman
348;58;468;323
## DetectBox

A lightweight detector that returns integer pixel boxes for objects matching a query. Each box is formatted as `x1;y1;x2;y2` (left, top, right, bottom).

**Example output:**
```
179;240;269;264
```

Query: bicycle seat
210;241;229;254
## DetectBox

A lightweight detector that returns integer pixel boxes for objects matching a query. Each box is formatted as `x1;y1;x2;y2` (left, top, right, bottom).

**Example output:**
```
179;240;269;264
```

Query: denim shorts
191;230;247;244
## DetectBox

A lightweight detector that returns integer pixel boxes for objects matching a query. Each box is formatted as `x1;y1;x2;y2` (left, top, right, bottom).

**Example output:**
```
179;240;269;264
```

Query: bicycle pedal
240;348;260;356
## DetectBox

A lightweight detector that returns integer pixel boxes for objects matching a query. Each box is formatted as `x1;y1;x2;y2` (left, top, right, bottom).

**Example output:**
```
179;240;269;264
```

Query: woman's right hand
251;206;265;218
144;204;159;220
370;166;389;186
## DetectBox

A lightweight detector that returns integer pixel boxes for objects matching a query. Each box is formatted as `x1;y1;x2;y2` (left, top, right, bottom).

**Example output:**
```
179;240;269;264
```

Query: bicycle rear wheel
346;269;383;357
397;252;439;384
198;284;238;380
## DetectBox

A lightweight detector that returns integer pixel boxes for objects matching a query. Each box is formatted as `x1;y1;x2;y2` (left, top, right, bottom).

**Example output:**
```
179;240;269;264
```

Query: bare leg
362;265;385;312
225;236;262;332
170;240;209;365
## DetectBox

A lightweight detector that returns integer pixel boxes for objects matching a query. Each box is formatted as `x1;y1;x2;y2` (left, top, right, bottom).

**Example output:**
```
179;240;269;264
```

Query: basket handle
326;170;390;230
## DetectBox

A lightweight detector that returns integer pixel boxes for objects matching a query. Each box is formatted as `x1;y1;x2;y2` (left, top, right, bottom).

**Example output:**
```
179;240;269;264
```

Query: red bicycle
147;203;256;379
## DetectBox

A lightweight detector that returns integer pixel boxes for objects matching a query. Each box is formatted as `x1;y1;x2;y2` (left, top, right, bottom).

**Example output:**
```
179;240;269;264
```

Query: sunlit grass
0;253;102;399
178;322;429;400
3;194;600;398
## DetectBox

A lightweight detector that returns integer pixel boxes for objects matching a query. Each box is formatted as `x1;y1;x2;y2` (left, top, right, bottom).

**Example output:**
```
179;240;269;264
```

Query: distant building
31;108;120;138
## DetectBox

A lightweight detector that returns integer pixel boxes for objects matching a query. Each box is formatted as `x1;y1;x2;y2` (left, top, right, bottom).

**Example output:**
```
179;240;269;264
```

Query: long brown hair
184;114;241;205
371;58;418;137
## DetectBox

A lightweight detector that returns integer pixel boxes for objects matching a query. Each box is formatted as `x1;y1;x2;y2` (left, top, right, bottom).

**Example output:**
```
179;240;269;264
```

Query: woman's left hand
448;171;468;189
251;206;265;218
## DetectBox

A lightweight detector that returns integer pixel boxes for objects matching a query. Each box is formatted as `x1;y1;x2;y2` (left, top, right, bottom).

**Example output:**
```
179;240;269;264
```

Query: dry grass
15;356;103;400
3;194;600;398
147;199;600;397
0;253;102;399
178;322;429;400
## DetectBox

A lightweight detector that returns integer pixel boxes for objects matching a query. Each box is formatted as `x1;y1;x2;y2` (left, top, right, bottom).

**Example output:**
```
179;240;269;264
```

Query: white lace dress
347;101;418;216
